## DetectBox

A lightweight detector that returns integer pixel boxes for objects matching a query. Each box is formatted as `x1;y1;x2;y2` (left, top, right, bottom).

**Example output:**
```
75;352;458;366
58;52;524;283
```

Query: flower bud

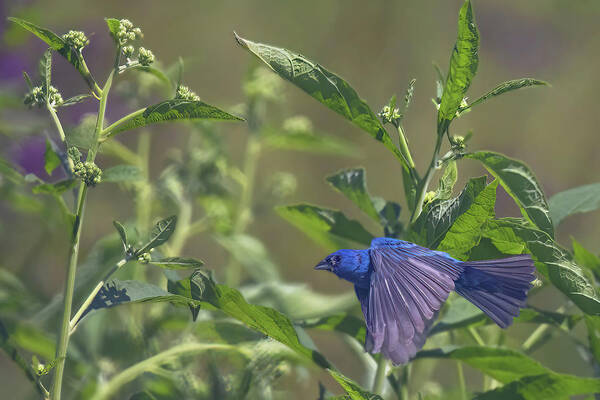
137;47;155;66
62;30;89;51
122;45;135;58
175;85;201;101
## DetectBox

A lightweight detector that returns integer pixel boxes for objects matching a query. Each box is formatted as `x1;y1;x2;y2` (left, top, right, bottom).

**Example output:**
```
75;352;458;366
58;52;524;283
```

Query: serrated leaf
326;168;380;222
437;0;479;134
32;179;77;195
113;220;128;249
463;78;549;111
235;34;406;166
43;138;61;175
8;17;98;93
263;130;358;156
101;165;143;183
549;182;600;227
137;215;177;254
149;257;204;270
572;238;600;281
277;204;374;251
297;313;366;344
437;180;498;259
467;151;553;238
327;369;383;400
409;176;487;248
59;94;91;107
105;99;243;137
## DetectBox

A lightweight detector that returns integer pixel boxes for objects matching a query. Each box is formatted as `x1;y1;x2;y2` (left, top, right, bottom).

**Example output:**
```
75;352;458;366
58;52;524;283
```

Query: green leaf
437;180;498;259
216;234;280;282
482;218;600;315
297;313;366;344
32;179;77;195
473;373;600;400
8;17;98;93
409;176;487;248
105;99;243;137
327;369;383;400
40;48;52;97
572;238;600;281
101;165;143;183
137;215;177;254
467;151;553;238
463;78;549;111
131;66;171;86
66;113;96;149
584;315;600;363
433;160;458;202
437;0;479;134
326;168;380;222
149;257;204;270
263;130;358;157
548;182;600;227
235;34;406;165
104;18;121;44
277;204;374;251
59;94;91;107
43;139;61;176
22;71;34;91
112;220;128;249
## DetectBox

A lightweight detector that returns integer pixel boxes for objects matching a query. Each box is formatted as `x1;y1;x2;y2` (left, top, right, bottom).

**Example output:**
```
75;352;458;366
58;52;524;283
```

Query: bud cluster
62;30;89;51
116;19;142;46
175;85;201;102
137;252;151;264
24;85;63;108
137;47;155;66
73;161;102;186
379;105;401;127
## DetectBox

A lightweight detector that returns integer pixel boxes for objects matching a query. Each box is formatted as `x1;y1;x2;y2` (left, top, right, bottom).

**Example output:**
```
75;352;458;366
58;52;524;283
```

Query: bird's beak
314;261;331;271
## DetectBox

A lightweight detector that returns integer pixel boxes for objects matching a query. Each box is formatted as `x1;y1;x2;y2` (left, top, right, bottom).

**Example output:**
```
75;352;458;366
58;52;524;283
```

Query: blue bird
314;238;535;365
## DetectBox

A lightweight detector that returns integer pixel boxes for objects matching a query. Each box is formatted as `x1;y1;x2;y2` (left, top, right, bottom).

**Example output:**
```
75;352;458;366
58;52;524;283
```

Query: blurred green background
1;0;599;397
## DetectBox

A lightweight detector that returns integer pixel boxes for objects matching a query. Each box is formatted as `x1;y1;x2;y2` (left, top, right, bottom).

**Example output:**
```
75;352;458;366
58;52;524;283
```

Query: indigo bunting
315;238;535;365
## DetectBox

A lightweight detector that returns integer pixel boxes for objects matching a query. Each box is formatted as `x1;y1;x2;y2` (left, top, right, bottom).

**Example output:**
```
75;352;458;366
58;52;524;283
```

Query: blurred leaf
572;238;600;281
437;0;479;134
59;94;91;107
102;165;143;182
467;151;553;238
298;313;366;343
32;179;77;195
130;66;171;86
66;113;97;149
409;176;487;249
40;48;51;97
437;180;498;259
549;182;600;227
433;161;458;201
327;168;380;222
216;234;280;282
2;321;55;360
328;369;383;400
482;218;600;315
584;315;600;363
43;138;60;175
263;130;358;156
277;204;374;251
129;392;157;400
105;99;243;137
149;257;204;270
473;373;600;400
463;78;549;111
8;17;98;92
235;34;407;165
104;18;121;43
137;215;177;255
0;157;25;185
113;220;128;249
23;71;34;90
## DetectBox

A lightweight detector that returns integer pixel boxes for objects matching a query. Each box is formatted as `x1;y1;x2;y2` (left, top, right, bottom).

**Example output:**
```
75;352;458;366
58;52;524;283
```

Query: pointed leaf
464;78;549;111
104;18;121;44
59;94;91;107
43;138;61;176
326;168;380;222
437;0;479;134
235;34;406;165
137;215;177;254
105;99;243;137
277;204;374;251
40;48;52;98
112;220;128;249
327;369;383;400
549;182;600;226
149;257;204;270
467;151;553;237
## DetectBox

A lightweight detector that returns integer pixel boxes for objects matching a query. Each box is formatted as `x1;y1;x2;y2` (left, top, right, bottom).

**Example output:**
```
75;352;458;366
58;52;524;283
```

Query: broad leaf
112;220;128;249
326;168;380;222
43;139;61;175
463;78;549;111
104;18;121;44
32;179;77;195
149;257;204;270
572;238;600;281
137;215;177;254
297;313;366;343
66;114;97;149
467;151;553;237
437;0;479;134
101;165;143;182
548;182;600;227
328;369;383;400
277;204;374;251
433;160;458;202
105;99;243;137
8;17;98;93
235;34;406;166
263;130;358;157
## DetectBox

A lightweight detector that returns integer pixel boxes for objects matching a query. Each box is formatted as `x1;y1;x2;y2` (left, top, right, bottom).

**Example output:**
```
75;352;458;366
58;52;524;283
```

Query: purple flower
10;136;65;181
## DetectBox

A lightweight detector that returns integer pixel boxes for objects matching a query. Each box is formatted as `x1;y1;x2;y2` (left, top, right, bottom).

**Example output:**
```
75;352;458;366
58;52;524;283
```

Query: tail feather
454;255;535;328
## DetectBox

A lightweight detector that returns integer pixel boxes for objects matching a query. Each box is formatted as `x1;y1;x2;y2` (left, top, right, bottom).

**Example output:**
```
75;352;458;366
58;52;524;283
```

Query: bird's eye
331;255;341;265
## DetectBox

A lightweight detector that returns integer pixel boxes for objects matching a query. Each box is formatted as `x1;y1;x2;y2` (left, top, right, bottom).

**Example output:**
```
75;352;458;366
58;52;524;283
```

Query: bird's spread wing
363;238;461;364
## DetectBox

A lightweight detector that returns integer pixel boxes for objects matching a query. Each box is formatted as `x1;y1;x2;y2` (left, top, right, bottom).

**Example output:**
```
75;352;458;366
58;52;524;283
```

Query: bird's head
314;249;368;282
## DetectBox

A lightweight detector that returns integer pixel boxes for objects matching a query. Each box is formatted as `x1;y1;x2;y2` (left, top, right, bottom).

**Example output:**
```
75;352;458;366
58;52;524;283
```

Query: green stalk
100;108;145;138
50;72;113;400
410;132;444;223
372;356;388;395
457;361;466;400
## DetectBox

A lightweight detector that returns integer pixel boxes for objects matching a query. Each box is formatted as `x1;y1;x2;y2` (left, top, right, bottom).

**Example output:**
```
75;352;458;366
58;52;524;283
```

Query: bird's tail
454;255;535;328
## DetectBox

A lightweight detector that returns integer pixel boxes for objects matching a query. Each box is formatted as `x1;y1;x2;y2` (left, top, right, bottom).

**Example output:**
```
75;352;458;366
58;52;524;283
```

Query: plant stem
47;106;67;144
68;258;129;335
90;342;243;400
457;361;466;400
372;356;388;395
410;132;444;223
468;326;485;346
51;71;113;400
100;108;145;138
521;305;565;353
